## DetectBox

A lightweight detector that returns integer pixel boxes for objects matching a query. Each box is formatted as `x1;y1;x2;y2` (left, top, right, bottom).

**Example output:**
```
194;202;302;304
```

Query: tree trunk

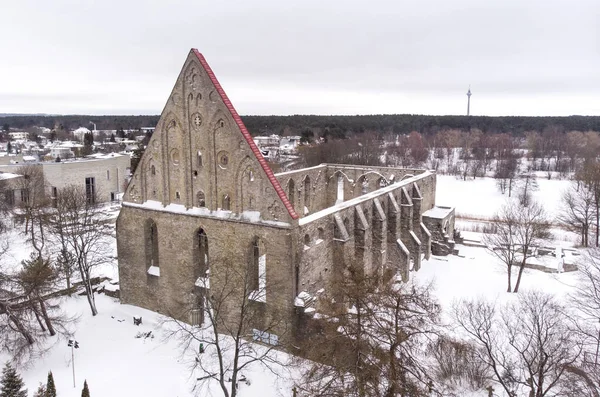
38;298;56;336
31;301;46;332
514;260;527;293
78;263;98;316
1;303;35;345
507;263;513;292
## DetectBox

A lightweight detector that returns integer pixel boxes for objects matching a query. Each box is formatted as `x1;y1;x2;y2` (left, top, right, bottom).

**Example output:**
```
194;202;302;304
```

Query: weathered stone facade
116;49;446;345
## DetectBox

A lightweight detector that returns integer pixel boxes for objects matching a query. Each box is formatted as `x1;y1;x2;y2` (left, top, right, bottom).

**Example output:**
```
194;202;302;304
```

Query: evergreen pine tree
81;380;90;397
46;371;56;397
0;362;27;397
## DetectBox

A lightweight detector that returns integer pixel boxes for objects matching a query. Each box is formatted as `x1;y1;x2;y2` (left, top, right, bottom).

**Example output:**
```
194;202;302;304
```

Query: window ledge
147;266;160;277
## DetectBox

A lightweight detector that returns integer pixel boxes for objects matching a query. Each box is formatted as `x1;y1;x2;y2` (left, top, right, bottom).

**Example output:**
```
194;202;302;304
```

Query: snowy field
436;174;569;220
0;175;585;396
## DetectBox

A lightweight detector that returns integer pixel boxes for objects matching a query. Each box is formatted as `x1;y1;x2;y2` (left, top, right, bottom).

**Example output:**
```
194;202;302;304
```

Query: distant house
47;141;79;159
8;132;29;141
72;127;92;142
0;171;24;207
0;153;131;204
280;136;301;154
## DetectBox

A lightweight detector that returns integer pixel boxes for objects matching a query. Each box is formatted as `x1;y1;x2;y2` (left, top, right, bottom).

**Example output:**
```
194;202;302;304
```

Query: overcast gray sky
1;0;598;116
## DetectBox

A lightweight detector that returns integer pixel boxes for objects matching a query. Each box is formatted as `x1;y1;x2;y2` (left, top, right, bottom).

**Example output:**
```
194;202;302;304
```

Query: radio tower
466;86;472;116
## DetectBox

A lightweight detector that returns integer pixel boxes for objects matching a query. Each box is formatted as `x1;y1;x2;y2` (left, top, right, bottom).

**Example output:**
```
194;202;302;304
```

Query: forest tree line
2;114;600;137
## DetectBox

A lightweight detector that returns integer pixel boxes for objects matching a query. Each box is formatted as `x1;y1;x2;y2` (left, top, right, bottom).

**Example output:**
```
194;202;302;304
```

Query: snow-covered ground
0;293;295;397
436;174;569;220
0;175;584;396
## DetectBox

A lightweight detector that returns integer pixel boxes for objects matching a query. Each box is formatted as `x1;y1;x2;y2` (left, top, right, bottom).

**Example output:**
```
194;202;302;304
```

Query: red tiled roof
192;49;299;220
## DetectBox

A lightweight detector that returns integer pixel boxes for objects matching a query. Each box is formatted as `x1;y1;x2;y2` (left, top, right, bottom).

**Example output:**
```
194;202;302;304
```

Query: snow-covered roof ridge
123;200;292;229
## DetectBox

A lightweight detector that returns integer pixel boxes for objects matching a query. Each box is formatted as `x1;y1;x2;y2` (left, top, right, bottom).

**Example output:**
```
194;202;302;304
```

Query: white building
0;153;131;204
47;141;84;159
8;132;29;141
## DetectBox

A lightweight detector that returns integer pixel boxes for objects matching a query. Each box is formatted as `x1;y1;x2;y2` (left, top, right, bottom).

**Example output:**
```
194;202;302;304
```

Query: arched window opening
287;179;295;208
250;239;260;291
378;177;387;188
222;194;231;211
197;151;203;167
197;191;206;207
303;176;311;212
146;219;159;276
304;234;311;249
151;165;156;176
361;177;369;194
249;238;266;301
248;170;254;182
337;175;344;203
196;228;209;279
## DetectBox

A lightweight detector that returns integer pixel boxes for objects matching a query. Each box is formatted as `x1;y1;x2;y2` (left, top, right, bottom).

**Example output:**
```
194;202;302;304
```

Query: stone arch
235;156;257;213
287;178;296;209
328;170;353;204
303;175;311;213
143;157;161;202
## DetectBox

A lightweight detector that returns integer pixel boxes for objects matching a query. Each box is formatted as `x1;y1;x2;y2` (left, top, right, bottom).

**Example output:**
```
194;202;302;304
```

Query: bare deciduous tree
49;185;111;316
454;292;582;397
162;259;289;397
484;200;550;293
559;183;596;247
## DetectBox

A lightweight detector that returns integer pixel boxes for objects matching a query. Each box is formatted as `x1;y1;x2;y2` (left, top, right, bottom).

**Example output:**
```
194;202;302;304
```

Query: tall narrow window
303;176;311;212
146;220;159;276
222;194;230;211
250;239;260;292
51;187;58;207
6;190;14;207
196;229;209;278
197;151;203;167
106;170;110;180
20;189;29;204
151;165;156;175
288;179;295;208
337;175;344;203
248;238;265;297
85;177;96;204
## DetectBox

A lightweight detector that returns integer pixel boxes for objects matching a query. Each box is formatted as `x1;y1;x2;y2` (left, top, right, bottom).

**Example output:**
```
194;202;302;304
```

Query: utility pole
466;86;472;116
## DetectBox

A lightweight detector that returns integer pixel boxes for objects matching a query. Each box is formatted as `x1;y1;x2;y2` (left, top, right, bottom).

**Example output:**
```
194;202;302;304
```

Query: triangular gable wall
124;49;298;222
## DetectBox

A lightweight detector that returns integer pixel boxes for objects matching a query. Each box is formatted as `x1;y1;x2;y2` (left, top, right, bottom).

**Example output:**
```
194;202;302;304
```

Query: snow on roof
422;206;454;219
0;172;22;181
193;49;299;220
123;200;291;228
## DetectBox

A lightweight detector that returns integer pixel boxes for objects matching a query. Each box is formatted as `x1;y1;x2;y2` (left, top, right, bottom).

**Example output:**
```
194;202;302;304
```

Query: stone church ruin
116;49;454;346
